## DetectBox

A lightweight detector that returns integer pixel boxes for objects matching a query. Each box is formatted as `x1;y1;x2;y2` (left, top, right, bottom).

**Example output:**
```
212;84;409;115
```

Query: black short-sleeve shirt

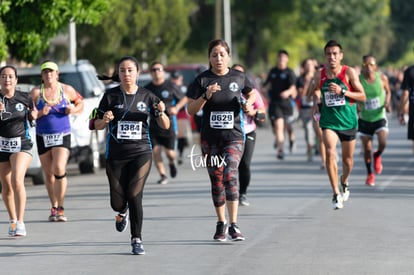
187;69;253;143
0;90;33;149
97;85;160;160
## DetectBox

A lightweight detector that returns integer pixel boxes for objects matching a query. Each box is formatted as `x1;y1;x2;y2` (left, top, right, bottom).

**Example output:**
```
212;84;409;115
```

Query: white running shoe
342;184;350;202
340;175;350;202
332;194;344;210
15;221;26;237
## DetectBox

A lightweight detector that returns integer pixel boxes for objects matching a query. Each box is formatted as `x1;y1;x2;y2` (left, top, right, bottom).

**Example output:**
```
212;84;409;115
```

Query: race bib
210;111;234;129
43;133;64;147
117;121;142;140
324;91;346;107
364;97;381;110
0;136;21;153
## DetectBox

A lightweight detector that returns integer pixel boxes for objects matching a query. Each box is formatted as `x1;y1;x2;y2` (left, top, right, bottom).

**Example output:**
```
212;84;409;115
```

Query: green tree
389;0;414;63
299;0;392;66
77;0;194;71
0;0;113;63
187;0;393;71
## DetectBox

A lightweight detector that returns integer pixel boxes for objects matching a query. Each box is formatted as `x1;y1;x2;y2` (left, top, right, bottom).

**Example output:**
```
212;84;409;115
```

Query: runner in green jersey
358;55;391;186
309;40;366;210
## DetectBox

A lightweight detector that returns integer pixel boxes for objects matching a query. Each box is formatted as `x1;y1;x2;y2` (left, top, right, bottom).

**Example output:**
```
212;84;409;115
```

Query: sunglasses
363;62;376;67
151;67;163;72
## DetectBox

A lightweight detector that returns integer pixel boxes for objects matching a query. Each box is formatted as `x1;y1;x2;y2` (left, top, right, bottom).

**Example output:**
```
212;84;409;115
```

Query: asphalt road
1;114;413;275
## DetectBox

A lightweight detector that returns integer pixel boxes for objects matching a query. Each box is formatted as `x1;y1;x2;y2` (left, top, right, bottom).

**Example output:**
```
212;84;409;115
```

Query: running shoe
56;206;68;222
131;238;145;255
157;175;168;185
169;163;177;178
115;213;128;232
239;194;250;206
365;173;375;186
341;183;350;202
213;221;228;242
48;207;58;222
277;151;284;160
15;221;26;237
340;175;350;202
8;221;16;237
332;194;344;210
289;140;296;153
178;157;183;165
373;153;383;174
228;223;245;241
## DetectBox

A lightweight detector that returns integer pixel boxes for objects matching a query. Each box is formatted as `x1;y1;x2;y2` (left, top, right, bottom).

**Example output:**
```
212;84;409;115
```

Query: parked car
17;60;106;174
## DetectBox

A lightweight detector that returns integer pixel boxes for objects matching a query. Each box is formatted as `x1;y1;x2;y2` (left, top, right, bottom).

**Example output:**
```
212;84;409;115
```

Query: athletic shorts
408;114;414;140
322;128;357;142
268;101;293;121
150;134;176;150
0;138;33;162
358;118;388;137
36;134;71;155
0;149;32;162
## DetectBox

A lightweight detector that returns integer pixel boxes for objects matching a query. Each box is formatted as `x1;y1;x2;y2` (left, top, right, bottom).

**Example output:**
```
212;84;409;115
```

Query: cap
170;70;182;79
41;61;59;71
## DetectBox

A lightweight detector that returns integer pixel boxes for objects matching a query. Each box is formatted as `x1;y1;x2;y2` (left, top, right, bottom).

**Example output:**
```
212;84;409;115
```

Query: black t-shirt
97;85;160;160
187;69;253;143
0;90;33;149
401;65;414;116
145;80;185;137
264;67;296;103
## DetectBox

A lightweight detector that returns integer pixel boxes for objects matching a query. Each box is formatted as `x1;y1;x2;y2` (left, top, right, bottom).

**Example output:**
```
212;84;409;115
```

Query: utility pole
69;20;77;64
223;0;232;53
215;0;222;39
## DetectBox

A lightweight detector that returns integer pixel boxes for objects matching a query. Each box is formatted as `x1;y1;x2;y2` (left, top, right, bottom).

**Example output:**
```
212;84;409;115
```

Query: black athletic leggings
106;153;152;240
239;131;256;195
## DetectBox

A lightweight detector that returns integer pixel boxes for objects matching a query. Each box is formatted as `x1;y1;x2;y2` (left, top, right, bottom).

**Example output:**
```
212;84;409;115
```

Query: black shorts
0;138;33;162
358;118;388;137
150;134;176;150
322;128;357;142
408;114;414;140
36;134;71;155
268;101;293;121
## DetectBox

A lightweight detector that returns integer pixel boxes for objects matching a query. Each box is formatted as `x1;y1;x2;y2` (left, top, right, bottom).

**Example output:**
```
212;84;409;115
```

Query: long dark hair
0;65;17;77
207;39;230;69
97;56;140;82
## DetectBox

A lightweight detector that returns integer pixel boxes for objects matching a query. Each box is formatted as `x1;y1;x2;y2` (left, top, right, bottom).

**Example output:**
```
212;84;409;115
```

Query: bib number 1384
117;121;142;140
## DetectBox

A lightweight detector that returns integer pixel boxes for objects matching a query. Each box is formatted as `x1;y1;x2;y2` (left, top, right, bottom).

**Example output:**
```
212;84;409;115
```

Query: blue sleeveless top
35;83;71;135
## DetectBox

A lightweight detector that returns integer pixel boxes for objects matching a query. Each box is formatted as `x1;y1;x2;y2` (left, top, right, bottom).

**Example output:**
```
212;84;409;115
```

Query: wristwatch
341;89;347;95
201;92;208;100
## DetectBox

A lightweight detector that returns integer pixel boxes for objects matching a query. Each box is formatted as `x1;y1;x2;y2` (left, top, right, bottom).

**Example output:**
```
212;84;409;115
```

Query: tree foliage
2;0;413;72
77;0;194;71
298;0;392;66
0;0;113;63
389;0;414;63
